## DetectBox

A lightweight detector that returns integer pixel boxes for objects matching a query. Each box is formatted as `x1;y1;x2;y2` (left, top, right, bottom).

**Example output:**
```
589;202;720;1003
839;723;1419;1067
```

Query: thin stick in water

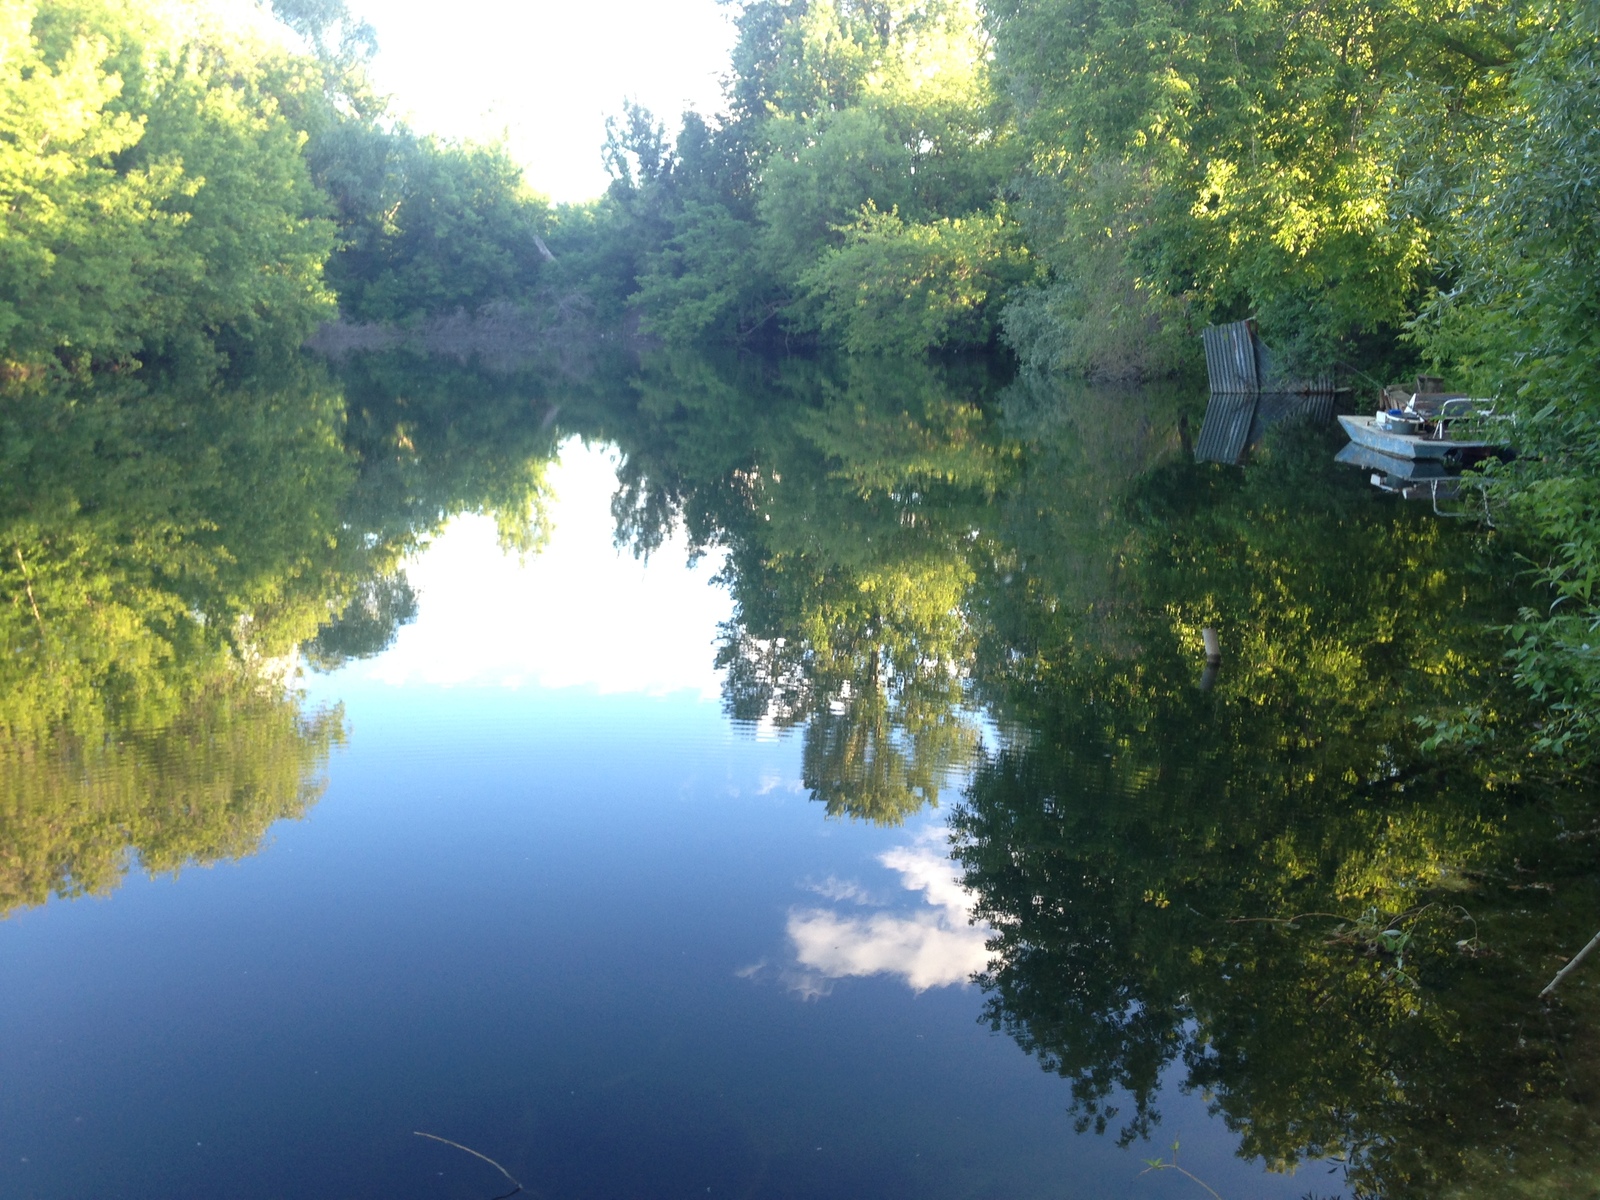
1138;1159;1225;1200
414;1131;524;1199
1540;927;1600;998
14;546;44;637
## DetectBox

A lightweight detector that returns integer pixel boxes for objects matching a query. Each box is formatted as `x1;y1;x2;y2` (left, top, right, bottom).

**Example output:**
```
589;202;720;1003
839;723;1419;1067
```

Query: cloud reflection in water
780;832;991;995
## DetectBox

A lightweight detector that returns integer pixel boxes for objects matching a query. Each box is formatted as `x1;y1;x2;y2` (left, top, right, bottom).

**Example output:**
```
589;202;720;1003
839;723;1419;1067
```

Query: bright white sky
352;439;733;696
344;0;737;202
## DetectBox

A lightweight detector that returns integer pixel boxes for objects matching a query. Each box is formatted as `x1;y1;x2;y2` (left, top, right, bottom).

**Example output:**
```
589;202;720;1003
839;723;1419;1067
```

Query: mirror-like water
2;349;1596;1199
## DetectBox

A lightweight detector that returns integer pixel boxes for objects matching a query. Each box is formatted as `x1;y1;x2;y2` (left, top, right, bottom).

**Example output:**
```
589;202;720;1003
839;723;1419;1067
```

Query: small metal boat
1337;396;1508;464
1333;383;1511;518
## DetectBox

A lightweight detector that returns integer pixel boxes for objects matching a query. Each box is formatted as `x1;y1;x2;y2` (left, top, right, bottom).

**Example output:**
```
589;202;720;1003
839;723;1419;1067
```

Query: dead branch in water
414;1131;524;1200
1541;928;1600;999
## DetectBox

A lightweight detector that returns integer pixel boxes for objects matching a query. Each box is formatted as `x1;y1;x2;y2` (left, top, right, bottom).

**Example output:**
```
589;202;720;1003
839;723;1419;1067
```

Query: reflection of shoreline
304;301;650;378
0;683;343;918
774;831;991;996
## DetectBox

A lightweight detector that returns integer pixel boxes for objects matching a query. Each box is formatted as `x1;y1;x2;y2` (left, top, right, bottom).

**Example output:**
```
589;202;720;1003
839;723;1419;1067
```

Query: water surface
3;351;1596;1198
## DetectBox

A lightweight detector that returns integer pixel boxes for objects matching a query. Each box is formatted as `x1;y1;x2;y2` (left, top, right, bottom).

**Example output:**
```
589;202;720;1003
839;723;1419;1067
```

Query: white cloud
784;836;990;994
804;876;875;905
779;968;835;1002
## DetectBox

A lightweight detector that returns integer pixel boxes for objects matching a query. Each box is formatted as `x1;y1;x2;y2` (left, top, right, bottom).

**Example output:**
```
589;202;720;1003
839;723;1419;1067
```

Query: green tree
316;131;555;323
1407;0;1600;764
986;0;1500;376
798;205;1031;354
581;0;1020;352
0;0;337;375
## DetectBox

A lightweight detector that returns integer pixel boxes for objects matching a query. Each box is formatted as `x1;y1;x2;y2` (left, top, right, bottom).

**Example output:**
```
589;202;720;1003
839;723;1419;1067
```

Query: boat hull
1333;441;1454;480
1336;414;1494;461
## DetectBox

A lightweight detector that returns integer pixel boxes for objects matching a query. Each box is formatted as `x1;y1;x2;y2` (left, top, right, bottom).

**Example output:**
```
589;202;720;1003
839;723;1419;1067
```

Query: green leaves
799;205;1033;354
0;1;559;372
990;0;1469;374
0;0;336;375
632;202;778;342
1407;0;1600;764
319;132;554;323
597;0;1020;353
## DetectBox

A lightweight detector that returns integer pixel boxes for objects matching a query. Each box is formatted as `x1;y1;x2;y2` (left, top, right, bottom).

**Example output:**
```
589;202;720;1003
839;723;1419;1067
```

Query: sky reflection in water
781;832;992;996
0;441;1317;1200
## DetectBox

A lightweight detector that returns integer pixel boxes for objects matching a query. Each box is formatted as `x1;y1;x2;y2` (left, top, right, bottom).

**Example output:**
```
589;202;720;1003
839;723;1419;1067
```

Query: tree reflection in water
953;409;1600;1198
600;352;1600;1196
0;348;568;913
4;344;1597;1193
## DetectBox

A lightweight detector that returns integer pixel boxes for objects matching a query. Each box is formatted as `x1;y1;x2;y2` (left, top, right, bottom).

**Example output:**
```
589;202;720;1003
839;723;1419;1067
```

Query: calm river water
2;350;1596;1198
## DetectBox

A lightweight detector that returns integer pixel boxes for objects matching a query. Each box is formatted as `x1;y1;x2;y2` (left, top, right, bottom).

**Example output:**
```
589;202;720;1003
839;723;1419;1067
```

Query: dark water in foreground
2;350;1597;1199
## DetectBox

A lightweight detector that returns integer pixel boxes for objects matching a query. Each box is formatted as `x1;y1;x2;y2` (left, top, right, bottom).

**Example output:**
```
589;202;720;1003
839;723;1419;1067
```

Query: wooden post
1199;627;1221;691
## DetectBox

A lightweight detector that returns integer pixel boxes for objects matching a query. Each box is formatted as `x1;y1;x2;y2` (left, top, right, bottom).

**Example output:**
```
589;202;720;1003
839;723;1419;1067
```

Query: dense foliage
561;0;1552;375
1407;1;1600;763
554;1;1027;353
266;0;558;325
563;0;1600;763
0;0;557;379
0;0;335;374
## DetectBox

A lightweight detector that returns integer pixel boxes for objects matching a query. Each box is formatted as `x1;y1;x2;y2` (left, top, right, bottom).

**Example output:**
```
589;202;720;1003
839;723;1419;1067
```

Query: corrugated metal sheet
1248;390;1334;445
1197;321;1338;464
1202;321;1264;393
1195;393;1258;465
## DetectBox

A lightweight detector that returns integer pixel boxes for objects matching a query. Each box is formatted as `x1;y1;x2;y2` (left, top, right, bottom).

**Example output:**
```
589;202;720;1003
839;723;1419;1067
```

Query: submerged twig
1225;911;1347;927
1540;928;1600;999
414;1131;524;1200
